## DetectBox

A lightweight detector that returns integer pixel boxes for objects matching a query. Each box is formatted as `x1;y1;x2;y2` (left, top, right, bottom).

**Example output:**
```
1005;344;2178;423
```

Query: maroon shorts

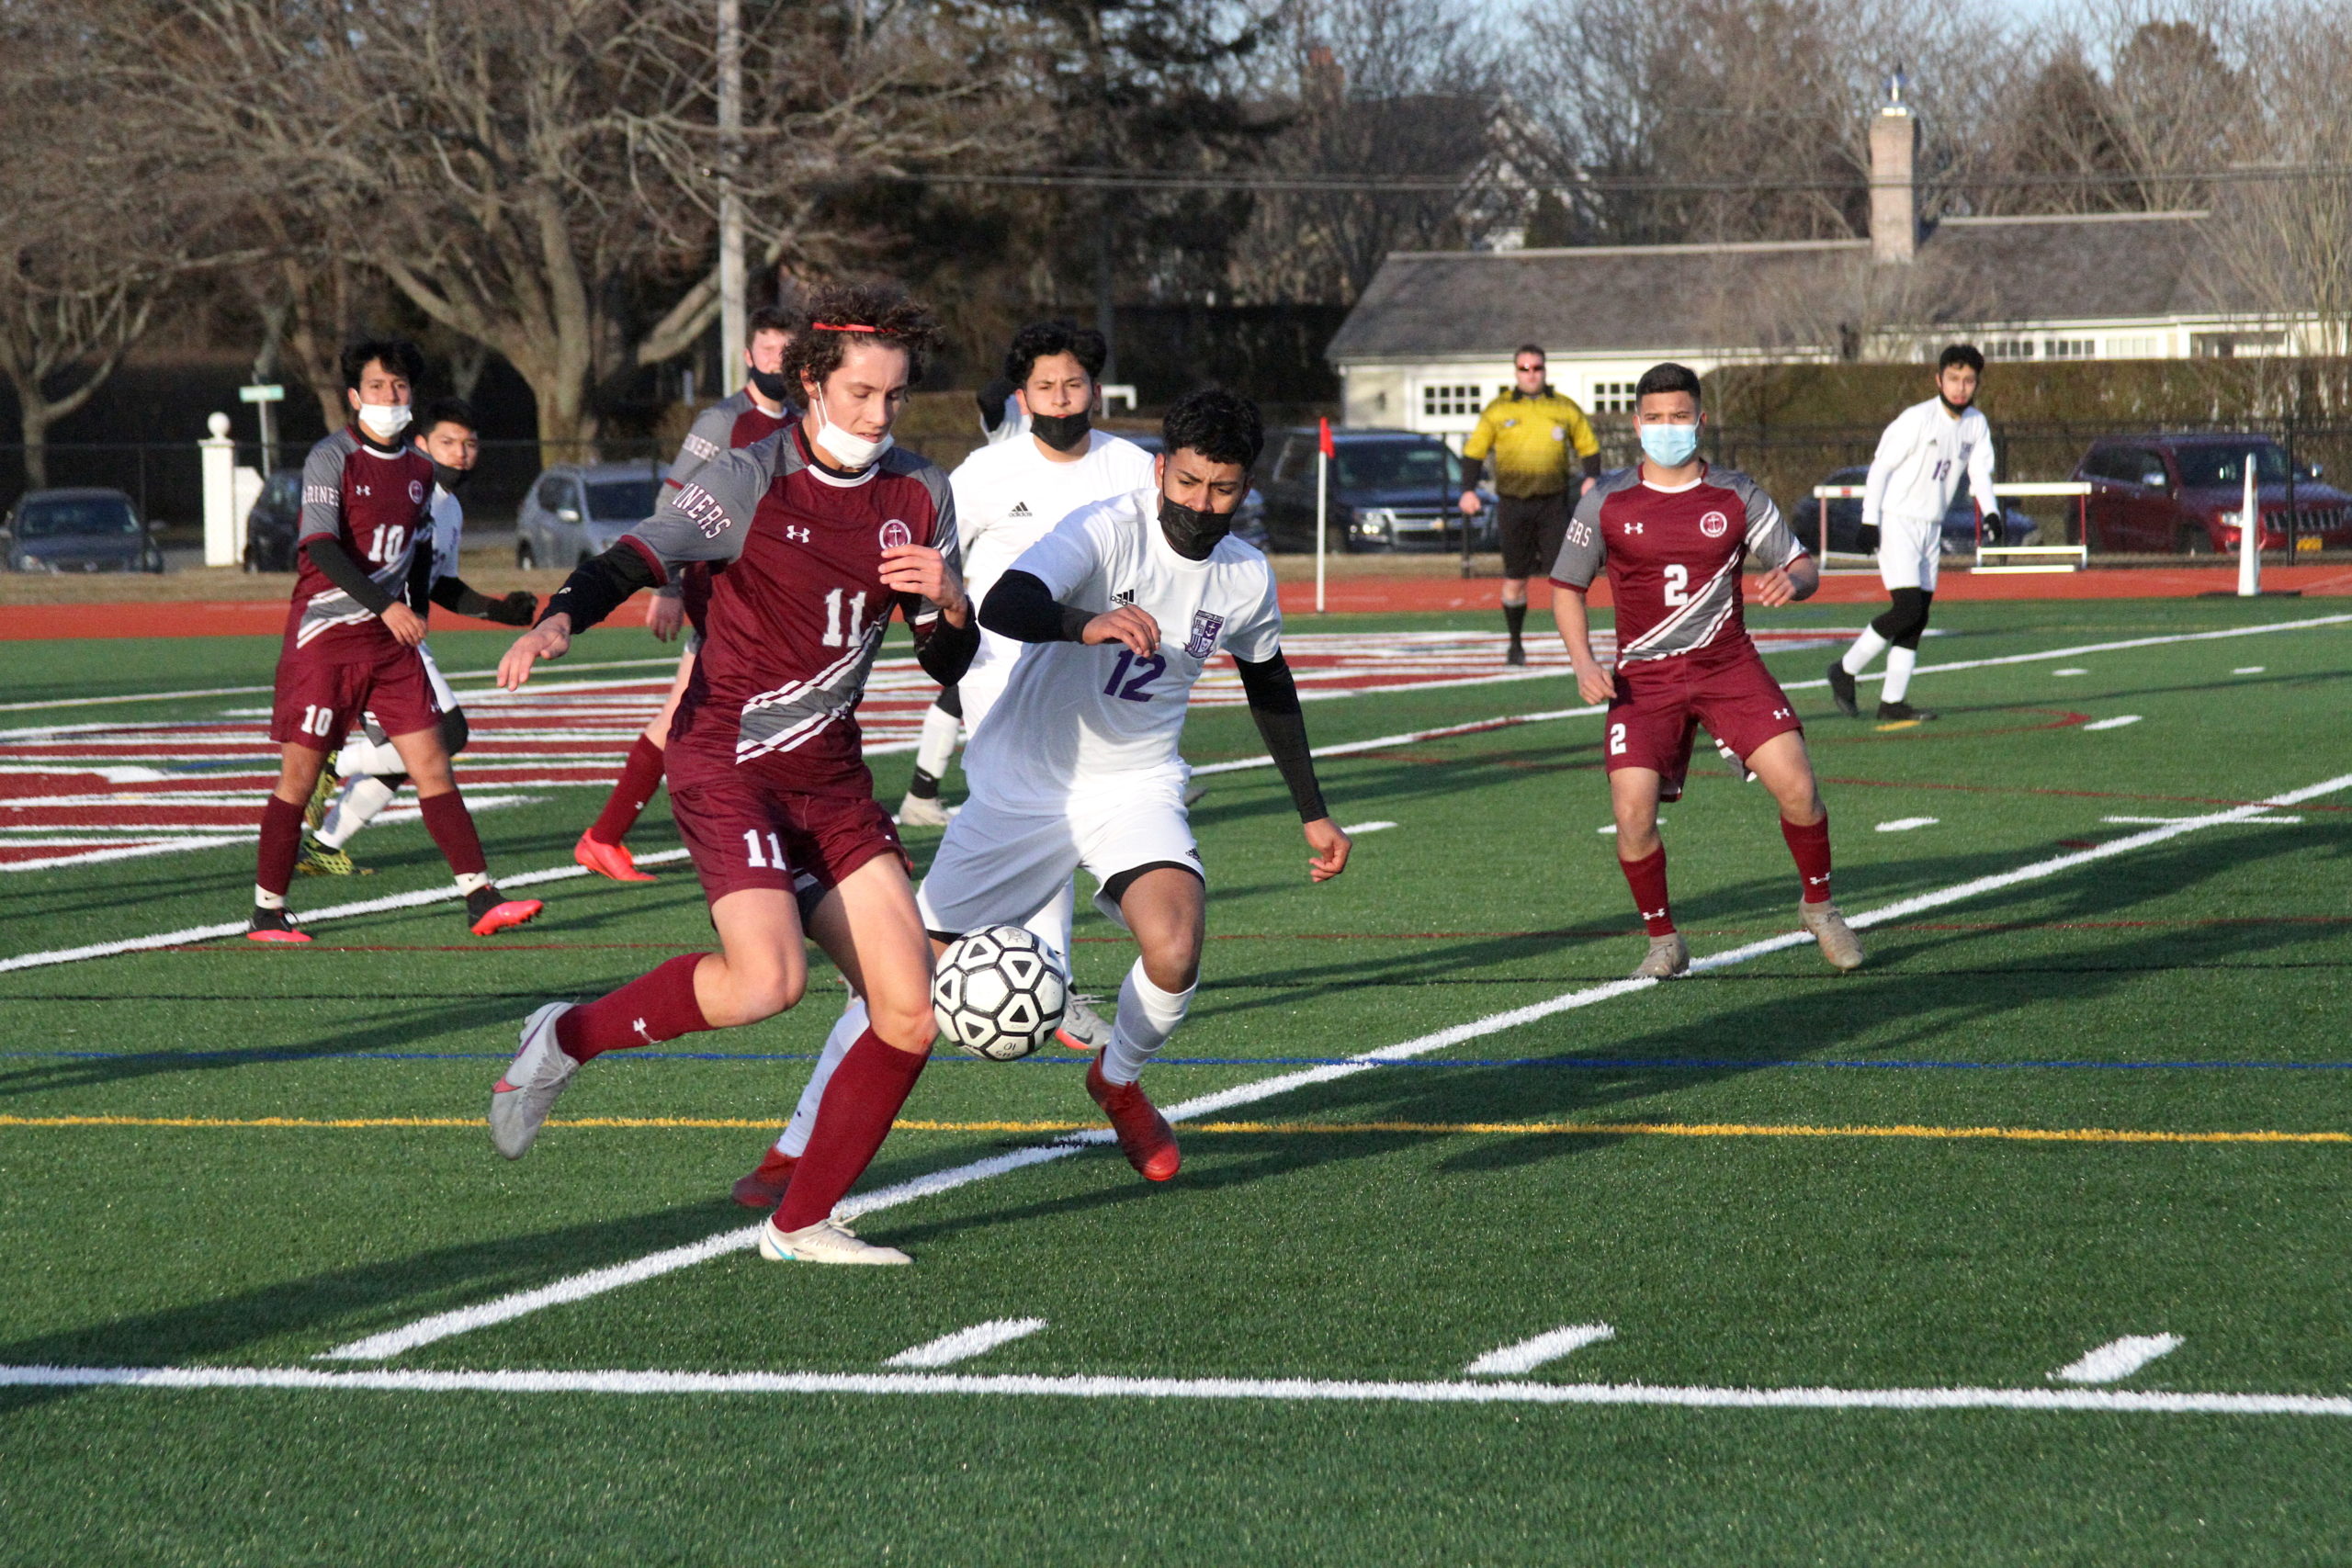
1604;638;1801;801
270;643;441;753
669;767;907;914
681;563;715;637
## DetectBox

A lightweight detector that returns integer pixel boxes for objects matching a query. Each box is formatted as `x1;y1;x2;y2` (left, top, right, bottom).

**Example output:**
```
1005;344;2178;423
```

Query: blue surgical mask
1637;422;1701;467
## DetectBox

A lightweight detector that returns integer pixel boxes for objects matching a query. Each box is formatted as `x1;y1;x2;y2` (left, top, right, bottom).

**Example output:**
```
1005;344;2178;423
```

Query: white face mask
812;390;893;471
356;401;413;443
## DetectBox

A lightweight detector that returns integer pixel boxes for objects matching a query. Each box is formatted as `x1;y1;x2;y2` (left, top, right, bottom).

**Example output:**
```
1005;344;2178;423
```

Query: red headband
811;321;879;333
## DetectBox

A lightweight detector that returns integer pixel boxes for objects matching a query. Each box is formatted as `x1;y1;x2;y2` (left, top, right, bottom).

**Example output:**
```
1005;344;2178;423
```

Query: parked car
1121;432;1269;550
1257;427;1497;554
515;462;664;568
243;468;303;571
1789;465;2035;557
1;488;164;573
2072;434;2352;555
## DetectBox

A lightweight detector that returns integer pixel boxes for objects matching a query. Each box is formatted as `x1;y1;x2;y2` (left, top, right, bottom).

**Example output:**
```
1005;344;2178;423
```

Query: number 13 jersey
1549;464;1805;664
965;488;1282;812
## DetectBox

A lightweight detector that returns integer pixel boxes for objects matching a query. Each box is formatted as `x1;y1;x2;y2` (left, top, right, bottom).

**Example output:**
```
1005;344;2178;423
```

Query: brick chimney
1869;70;1917;265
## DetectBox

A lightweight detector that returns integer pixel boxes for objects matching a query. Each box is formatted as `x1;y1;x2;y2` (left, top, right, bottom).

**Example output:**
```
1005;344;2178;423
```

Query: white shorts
954;632;1019;739
348;645;458;773
1875;516;1943;592
917;784;1202;936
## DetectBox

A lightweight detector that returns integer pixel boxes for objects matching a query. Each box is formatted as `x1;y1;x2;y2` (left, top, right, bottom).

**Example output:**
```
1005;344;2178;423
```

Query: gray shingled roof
1326;212;2255;362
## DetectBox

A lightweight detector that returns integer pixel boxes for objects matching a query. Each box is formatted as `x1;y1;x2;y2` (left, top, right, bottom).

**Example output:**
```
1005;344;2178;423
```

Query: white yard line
1339;820;1398;835
2050;1335;2183;1384
1875;818;1939;832
0;850;692;975
0;837;237;874
1464;1325;1616;1376
321;767;2352;1362
7;1362;2346;1417
2082;716;2143;731
883;1319;1049;1369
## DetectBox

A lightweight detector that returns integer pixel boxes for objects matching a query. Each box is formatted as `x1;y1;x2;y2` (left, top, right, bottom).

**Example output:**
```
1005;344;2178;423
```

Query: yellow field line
0;1113;2344;1145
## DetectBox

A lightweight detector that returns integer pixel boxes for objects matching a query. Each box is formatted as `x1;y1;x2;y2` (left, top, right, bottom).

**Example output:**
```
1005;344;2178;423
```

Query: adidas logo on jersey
1009;502;1032;517
1112;589;1136;606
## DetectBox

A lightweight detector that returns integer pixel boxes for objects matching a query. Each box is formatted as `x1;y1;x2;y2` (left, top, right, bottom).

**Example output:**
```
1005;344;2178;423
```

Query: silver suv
515;461;664;568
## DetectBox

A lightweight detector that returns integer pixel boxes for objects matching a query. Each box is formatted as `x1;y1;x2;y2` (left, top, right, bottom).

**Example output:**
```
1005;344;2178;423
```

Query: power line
885;163;2352;197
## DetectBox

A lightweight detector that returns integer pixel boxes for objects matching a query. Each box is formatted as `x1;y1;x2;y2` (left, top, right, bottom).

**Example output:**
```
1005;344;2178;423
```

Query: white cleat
896;792;955;828
1800;898;1865;972
758;1214;910;1266
1631;932;1690;979
1055;991;1114;1052
490;1002;579;1160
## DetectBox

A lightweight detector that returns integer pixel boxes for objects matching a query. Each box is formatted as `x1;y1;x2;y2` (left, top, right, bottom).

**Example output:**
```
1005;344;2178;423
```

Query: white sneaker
896;792;955;828
1631;932;1690;979
758;1214;910;1266
1800;899;1865;972
490;1002;578;1160
1055;992;1113;1052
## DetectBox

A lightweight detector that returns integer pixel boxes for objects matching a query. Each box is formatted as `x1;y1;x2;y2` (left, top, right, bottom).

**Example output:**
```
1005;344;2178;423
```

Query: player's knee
865;995;936;1052
1141;941;1200;995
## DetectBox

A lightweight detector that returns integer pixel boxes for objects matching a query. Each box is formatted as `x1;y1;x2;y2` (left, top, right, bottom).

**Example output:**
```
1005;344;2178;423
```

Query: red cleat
574;831;656;883
468;894;544;937
245;907;311;944
1086;1055;1181;1181
731;1147;798;1209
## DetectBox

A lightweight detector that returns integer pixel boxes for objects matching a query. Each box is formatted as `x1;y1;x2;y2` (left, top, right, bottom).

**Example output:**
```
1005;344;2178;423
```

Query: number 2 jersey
963;489;1282;813
619;423;957;796
1548;465;1805;664
286;426;435;660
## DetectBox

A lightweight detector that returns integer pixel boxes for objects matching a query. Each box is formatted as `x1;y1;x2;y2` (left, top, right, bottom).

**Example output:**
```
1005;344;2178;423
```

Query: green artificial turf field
1;597;2347;1564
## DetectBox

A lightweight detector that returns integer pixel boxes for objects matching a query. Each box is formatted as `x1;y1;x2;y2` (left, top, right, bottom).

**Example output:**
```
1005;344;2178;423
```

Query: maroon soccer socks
1619;846;1675;936
1781;813;1833;905
556;953;711;1064
254;795;306;900
590;736;667;848
774;1031;927;1234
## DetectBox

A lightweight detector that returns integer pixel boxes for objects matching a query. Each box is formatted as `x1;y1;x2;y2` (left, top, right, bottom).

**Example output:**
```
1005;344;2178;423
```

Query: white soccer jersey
949;430;1157;724
1863;397;1997;527
962;488;1283;812
425;485;464;590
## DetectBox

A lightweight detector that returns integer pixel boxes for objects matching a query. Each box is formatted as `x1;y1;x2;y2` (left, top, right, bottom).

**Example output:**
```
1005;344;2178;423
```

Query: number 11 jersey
964;488;1282;813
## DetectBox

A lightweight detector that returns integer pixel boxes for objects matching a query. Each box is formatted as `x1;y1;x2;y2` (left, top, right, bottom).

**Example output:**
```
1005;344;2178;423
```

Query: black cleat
1876;699;1939;722
1505;641;1527;667
1826;660;1860;717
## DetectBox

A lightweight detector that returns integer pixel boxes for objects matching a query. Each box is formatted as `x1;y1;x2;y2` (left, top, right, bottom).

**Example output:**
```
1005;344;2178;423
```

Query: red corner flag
1317;416;1335;459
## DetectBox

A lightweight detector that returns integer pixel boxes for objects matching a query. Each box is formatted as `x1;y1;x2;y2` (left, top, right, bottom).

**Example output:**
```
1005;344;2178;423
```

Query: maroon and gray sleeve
1548;479;1614;589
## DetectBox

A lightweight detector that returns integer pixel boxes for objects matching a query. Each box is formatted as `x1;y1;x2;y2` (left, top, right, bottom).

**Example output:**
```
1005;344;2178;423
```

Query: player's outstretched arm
498;614;570;690
1235;651;1350;882
979;569;1159;654
499;537;665;689
429;574;538;626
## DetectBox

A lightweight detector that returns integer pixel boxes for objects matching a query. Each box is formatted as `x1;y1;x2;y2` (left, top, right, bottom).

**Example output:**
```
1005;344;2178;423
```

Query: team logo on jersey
1699;509;1731;538
879;519;913;549
1184;611;1226;658
1623;520;1645;535
408;479;426;504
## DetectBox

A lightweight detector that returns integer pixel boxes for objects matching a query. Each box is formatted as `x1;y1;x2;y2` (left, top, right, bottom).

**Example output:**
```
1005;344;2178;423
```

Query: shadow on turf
0;1195;752;1417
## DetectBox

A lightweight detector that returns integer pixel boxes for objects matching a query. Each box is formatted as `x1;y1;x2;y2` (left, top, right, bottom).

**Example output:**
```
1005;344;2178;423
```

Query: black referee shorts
1497;491;1571;581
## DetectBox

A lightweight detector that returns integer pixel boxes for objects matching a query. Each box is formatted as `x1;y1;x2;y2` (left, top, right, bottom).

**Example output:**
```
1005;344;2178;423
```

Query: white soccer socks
1841;627;1889;675
913;701;961;782
1102;959;1193;1086
316;774;398;850
777;995;867;1157
1883;646;1918;703
1022;883;1077;974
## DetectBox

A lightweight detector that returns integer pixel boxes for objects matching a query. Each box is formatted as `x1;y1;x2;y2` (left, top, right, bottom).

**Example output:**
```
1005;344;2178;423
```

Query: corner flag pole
2238;450;2261;597
1315;416;1333;615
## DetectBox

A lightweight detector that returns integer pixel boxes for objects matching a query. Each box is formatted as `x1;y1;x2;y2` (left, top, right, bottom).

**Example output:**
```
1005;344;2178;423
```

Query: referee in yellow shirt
1458;344;1600;664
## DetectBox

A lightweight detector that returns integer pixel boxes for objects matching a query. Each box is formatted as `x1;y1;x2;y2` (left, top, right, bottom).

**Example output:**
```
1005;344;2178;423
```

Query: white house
1326;86;2305;439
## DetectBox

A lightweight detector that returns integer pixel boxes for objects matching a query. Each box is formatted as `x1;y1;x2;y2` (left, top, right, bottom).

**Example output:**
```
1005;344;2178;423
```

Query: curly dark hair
784;283;944;400
340;338;425;390
1160;387;1264;470
1002;321;1107;387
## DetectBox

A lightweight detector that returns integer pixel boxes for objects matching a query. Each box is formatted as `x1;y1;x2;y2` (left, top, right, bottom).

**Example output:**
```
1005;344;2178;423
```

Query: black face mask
1159;493;1234;560
1029;410;1091;453
748;367;794;405
1939;392;1973;415
432;462;473;494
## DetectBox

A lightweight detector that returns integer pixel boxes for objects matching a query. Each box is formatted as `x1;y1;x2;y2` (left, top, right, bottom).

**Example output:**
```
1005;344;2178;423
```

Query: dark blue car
2;488;164;573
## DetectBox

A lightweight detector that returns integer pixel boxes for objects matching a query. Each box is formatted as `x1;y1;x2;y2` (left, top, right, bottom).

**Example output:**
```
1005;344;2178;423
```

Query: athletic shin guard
775;1032;927;1230
316;774;398;850
1620;847;1674;936
778;996;866;1157
590;736;667;846
1782;813;1833;905
557;953;711;1063
255;795;305;904
1101;959;1193;1085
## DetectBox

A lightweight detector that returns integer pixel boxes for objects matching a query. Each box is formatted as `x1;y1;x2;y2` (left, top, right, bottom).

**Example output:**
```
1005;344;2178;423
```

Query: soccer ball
931;924;1069;1062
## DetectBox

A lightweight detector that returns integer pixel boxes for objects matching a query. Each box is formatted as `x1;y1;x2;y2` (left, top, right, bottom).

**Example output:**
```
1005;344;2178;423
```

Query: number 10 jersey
964;487;1283;814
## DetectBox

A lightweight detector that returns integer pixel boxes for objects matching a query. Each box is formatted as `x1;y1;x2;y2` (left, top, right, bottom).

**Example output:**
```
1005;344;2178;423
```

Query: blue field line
4;1048;2349;1072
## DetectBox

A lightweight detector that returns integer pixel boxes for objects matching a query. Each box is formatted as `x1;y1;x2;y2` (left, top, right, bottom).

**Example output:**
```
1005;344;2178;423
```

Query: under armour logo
783;525;810;543
1772;707;1791;720
632;1017;656;1044
1010;502;1032;517
354;484;373;497
1641;906;1668;919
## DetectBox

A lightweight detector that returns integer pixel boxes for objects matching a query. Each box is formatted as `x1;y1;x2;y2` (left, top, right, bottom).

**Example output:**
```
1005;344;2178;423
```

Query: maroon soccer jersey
662;389;793;631
627;423;957;795
1550;465;1804;662
285;427;435;660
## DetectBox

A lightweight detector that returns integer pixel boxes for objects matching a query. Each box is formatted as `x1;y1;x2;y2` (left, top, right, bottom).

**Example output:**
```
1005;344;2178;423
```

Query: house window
1590;381;1638;413
1985;339;2036;361
2044;339;2095;360
1419;383;1487;418
2105;335;2160;359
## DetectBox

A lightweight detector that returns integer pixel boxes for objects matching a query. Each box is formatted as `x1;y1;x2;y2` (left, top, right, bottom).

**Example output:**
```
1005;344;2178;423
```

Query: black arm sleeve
1235;651;1329;823
430;575;537;626
1582;453;1602;481
909;601;980;686
1460;454;1487;491
307;536;397;617
541;539;662;635
979;570;1094;644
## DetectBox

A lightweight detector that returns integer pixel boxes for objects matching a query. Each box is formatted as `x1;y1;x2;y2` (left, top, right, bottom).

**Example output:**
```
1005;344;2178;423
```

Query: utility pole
718;0;745;395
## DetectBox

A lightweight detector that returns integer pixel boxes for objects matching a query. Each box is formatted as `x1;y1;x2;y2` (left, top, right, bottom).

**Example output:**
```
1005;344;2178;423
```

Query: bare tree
74;0;1038;455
